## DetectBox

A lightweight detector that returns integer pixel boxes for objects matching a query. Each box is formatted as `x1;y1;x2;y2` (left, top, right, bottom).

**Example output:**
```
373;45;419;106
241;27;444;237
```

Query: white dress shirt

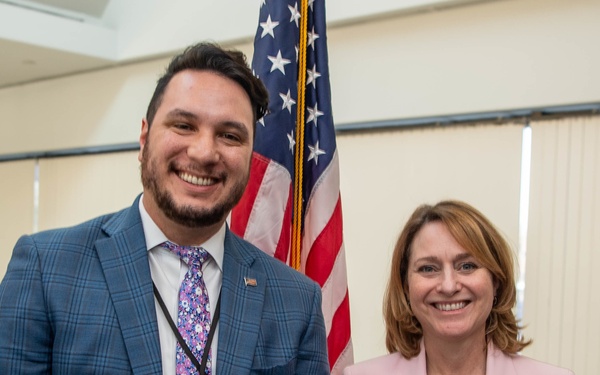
139;197;224;375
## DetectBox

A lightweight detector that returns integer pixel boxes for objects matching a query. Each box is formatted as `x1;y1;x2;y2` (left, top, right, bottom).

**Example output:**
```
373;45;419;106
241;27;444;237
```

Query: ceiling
18;0;110;18
0;0;114;88
0;0;490;89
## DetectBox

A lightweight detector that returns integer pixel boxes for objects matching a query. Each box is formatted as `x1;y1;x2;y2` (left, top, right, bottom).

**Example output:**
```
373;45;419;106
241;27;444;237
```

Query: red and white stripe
232;150;353;375
231;152;292;263
301;150;353;374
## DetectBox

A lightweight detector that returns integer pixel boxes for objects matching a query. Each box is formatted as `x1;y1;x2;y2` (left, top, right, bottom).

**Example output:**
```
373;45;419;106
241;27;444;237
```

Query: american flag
230;0;353;372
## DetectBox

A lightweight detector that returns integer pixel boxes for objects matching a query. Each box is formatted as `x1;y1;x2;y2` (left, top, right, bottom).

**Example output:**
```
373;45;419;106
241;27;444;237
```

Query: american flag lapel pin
244;277;257;287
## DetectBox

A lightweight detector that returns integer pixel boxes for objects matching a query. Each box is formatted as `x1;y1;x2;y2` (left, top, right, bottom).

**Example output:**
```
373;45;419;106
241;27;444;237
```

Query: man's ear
139;118;149;162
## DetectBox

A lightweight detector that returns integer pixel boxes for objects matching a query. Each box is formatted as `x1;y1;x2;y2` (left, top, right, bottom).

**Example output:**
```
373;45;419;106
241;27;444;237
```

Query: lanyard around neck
153;282;221;374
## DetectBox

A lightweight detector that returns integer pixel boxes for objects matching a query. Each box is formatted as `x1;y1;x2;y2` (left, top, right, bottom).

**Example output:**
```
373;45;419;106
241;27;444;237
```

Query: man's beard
140;144;248;228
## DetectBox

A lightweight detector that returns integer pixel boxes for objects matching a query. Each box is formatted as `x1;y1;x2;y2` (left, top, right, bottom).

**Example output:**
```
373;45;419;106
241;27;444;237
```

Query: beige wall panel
37;151;141;231
2;0;599;154
327;0;600;124
523;116;600;374
0;160;35;278
0;58;168;155
337;123;523;362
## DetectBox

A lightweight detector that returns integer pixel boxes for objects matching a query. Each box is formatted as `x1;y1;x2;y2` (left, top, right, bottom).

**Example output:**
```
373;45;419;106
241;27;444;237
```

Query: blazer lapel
216;229;266;375
407;341;428;375
96;197;162;375
486;342;518;375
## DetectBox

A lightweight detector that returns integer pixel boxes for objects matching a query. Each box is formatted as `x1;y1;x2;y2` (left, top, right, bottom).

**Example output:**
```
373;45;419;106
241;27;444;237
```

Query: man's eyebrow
220;120;250;137
164;109;199;121
164;108;251;137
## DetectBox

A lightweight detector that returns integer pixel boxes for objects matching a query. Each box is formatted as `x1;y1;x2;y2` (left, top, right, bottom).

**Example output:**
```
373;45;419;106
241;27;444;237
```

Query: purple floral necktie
162;241;213;375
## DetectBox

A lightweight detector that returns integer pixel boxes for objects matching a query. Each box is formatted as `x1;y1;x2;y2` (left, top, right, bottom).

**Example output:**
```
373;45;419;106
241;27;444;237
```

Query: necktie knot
162;241;209;269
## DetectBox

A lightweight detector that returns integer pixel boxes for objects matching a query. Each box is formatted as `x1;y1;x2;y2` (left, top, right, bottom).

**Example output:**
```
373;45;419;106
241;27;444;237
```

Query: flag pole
291;0;309;271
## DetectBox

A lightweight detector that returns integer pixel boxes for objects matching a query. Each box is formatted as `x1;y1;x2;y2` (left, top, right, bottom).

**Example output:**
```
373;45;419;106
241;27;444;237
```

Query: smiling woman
407;221;497;349
343;200;574;375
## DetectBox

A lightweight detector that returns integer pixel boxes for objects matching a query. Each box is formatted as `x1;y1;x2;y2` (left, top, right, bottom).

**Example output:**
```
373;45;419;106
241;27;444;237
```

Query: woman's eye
459;262;478;271
418;265;436;273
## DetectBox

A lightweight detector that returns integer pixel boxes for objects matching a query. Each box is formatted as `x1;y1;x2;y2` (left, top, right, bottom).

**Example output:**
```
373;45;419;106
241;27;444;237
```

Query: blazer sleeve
295;282;330;375
0;235;53;374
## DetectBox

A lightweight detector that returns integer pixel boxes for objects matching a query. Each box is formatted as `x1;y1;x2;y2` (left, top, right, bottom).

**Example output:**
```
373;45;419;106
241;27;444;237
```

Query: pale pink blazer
343;343;574;375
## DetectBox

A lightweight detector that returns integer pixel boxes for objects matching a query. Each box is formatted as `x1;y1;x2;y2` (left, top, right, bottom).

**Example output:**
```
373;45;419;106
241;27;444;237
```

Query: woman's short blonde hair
384;200;531;358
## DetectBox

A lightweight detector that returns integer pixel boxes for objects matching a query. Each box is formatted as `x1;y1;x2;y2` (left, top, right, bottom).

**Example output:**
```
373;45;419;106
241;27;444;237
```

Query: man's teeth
179;173;214;186
435;302;466;311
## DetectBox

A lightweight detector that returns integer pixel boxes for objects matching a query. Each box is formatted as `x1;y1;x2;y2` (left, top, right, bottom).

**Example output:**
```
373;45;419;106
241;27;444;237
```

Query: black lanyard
153;282;221;374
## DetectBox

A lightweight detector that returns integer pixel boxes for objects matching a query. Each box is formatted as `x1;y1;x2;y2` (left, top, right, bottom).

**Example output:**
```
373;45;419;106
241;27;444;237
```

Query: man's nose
187;134;220;164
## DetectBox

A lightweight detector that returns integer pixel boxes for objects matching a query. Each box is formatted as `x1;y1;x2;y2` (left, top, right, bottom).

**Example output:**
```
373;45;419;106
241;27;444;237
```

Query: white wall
1;0;598;155
0;0;484;62
328;0;600;123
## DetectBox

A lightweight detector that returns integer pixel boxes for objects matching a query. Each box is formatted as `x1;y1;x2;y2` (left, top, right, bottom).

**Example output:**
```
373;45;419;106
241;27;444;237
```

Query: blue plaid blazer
0;196;329;374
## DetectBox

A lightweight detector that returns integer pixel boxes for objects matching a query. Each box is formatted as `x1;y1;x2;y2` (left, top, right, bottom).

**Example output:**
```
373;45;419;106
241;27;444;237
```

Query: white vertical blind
516;125;532;323
523;116;600;374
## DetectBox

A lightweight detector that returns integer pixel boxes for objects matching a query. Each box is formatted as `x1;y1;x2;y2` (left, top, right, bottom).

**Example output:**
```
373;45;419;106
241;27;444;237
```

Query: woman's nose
437;269;461;295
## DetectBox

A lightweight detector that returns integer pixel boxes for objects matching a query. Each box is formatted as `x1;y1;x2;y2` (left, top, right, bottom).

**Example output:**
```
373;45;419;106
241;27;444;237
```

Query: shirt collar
138;195;225;272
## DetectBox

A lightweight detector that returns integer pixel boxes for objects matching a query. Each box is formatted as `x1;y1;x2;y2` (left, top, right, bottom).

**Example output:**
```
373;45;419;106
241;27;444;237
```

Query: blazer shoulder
28;210;122;244
20;202;137;254
487;343;573;375
225;229;319;289
510;354;574;375
344;352;418;375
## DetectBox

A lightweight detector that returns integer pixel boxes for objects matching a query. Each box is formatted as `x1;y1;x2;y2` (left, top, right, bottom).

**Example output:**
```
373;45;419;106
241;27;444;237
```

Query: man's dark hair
145;42;269;127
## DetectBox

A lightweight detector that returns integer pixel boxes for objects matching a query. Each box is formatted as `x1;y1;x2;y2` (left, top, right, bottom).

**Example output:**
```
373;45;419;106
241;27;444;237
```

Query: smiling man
0;43;330;375
139;69;254;245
